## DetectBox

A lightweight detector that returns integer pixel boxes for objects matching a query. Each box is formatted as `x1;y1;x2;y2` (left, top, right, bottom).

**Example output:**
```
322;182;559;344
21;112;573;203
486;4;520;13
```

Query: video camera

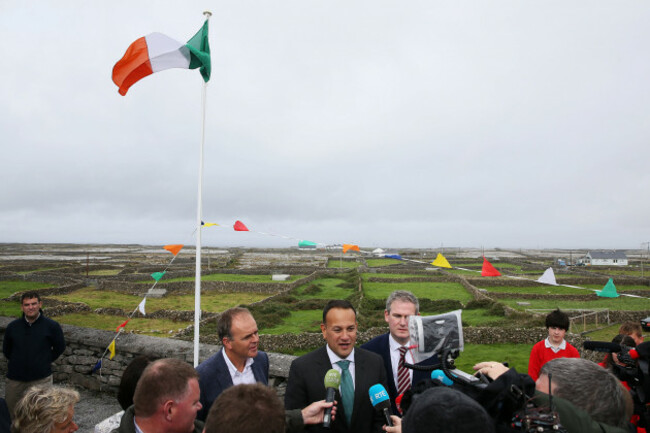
401;310;567;433
583;340;650;427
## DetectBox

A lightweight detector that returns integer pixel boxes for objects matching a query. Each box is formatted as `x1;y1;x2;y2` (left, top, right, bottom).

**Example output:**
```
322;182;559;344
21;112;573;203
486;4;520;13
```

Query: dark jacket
196;348;269;422
361;333;440;414
285;346;388;433
111;405;204;433
2;310;65;381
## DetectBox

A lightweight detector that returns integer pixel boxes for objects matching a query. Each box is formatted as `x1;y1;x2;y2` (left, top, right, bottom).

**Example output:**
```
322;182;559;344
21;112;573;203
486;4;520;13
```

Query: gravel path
1;380;122;433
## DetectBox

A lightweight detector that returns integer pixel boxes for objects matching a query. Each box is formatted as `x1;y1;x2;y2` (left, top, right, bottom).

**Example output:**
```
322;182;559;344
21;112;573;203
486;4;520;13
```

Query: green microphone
323;369;341;428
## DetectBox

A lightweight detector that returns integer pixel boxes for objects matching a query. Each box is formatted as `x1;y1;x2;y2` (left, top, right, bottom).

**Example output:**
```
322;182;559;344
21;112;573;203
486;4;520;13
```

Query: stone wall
0;316;296;396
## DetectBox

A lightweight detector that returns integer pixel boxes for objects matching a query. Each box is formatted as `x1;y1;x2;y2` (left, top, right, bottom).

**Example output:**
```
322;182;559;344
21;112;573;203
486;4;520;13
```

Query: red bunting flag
342;244;360;253
481;257;502;277
234;220;249;231
163;244;184;256
116;319;130;332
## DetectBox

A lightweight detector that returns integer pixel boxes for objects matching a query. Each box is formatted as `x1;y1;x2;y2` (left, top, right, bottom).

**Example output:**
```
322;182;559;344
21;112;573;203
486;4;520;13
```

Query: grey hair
540;358;632;428
386;290;419;314
12;386;79;433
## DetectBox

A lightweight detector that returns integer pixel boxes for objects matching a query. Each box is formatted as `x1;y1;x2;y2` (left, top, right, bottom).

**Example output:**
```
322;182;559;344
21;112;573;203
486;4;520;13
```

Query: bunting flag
112;21;211;95
596;278;619;298
108;340;116;360
481;257;502;277
234;220;249;231
116;319;129;332
537;267;558;286
431;253;452;269
138;298;147;316
342;244;360;253
151;271;166;281
202;221;219;227
163;244;184;256
385;254;403;260
90;359;102;374
298;240;317;248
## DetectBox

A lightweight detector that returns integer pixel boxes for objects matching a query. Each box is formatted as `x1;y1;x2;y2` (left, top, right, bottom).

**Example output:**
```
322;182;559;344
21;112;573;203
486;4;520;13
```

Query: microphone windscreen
324;369;341;389
369;384;390;407
634;341;650;359
430;369;453;386
582;341;622;353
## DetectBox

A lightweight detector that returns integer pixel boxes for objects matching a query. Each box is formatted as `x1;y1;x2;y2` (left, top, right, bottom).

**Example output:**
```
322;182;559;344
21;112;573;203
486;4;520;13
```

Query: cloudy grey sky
1;1;649;250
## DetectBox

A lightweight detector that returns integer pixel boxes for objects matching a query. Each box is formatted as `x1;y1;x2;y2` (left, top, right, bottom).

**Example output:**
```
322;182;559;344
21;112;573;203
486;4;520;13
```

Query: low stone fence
0;316;295;395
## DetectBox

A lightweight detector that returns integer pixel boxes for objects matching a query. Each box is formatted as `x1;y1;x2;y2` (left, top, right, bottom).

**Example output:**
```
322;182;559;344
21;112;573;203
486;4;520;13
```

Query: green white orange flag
112;21;211;96
431;253;452;268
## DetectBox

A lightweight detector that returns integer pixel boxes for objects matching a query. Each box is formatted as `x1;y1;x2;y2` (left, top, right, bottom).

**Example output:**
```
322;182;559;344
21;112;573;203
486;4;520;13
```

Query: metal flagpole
194;10;211;368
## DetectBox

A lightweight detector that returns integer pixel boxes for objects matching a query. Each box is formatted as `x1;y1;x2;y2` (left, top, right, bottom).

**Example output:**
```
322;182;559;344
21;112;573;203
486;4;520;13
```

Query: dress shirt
223;351;256;385
388;334;414;388
544;337;567;354
326;345;356;390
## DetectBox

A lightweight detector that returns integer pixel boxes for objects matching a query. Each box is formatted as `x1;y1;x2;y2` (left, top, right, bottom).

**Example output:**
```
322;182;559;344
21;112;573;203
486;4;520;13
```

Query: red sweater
527;339;580;381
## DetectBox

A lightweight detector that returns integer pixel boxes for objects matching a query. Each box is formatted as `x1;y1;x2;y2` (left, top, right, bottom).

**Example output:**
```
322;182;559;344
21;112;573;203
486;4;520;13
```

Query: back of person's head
117;355;158;410
217;307;251;341
401;387;494;433
539;358;632;428
203;384;285;433
545;309;569;330
12;386;79;433
133;358;199;418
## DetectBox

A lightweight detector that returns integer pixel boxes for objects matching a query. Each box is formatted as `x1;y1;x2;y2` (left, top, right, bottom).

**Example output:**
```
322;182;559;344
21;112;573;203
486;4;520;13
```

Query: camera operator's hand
473;361;509;380
383;415;401;433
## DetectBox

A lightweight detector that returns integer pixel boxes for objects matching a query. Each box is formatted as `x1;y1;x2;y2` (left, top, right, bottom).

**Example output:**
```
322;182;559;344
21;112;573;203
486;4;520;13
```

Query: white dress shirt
326;345;356;390
388;334;414;389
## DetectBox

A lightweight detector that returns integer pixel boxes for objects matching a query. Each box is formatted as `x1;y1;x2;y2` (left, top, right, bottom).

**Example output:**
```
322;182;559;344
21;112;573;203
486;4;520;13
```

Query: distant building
582;250;628;266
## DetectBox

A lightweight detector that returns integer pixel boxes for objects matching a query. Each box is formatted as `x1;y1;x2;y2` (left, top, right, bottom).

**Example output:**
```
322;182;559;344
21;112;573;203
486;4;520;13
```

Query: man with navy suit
361;290;439;414
285;300;388;433
196;307;269;422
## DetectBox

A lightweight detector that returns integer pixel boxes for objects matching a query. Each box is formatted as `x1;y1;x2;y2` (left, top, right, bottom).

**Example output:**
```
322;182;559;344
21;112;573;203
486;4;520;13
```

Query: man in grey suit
285;300;388;433
196;307;269;421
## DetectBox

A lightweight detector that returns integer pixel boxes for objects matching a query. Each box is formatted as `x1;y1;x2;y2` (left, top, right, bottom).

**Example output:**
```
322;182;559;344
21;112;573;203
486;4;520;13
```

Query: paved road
1;380;122;433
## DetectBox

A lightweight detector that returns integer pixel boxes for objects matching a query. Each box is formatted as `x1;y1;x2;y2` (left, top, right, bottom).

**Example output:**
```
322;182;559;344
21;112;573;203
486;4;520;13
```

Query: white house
582;251;628;266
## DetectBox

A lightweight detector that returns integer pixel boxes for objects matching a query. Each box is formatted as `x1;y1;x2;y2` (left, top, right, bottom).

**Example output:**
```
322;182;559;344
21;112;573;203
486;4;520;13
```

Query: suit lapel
215;349;234;389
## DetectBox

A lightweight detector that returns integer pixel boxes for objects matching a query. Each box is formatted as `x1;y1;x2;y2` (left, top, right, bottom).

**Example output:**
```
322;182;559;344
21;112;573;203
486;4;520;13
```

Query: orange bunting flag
342;244;360;253
116;319;129;332
234;220;249;231
163;244;184;256
481;257;502;277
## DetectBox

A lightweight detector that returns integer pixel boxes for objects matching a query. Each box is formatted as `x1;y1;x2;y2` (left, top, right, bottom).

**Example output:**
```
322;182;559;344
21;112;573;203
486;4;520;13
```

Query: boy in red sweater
527;309;580;381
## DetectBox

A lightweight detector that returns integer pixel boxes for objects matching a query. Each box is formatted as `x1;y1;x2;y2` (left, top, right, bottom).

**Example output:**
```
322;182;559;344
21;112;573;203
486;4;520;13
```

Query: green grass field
138;273;305;284
327;260;360;269
55;313;190;337
453;343;533;373
0;280;56;298
52;288;271;313
482;285;590;295
0;301;21;317
500;296;650;311
365;258;403;267
262;310;323;334
291;278;355;300
87;269;122;276
460;309;511;326
364;281;473;302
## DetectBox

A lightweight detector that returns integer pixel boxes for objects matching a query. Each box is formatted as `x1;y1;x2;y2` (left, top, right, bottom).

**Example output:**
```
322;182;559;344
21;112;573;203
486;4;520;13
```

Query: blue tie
337;360;354;426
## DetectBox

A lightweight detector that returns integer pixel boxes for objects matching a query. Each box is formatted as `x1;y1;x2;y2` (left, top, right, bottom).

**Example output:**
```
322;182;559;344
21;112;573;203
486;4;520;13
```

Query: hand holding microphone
369;384;393;427
323;369;341;428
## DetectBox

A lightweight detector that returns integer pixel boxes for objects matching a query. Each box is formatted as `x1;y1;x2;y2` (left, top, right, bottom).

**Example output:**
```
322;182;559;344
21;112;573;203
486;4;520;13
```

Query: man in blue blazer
196;307;269;421
361;290;439;414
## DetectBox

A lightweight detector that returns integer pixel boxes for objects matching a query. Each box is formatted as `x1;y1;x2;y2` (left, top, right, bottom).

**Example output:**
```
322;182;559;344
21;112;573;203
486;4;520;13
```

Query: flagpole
194;10;211;368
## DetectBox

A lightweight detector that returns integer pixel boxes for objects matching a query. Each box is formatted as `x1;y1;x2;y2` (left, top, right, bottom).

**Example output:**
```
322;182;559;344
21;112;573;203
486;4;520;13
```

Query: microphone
430;369;453;386
368;384;393;427
323;369;341;428
395;393;404;415
630;341;650;360
583;341;622;353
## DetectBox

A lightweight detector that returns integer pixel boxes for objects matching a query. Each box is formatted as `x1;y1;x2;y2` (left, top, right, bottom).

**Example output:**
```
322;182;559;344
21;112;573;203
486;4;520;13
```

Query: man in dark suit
196;307;269;421
285;300;388;433
361;290;439;414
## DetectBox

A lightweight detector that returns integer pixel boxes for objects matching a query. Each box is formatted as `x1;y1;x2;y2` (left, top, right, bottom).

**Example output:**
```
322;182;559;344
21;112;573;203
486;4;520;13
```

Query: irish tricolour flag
112;21;210;96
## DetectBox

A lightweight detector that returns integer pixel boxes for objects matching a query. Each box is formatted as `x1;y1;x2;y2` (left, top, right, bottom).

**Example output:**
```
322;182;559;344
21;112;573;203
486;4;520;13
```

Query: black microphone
583;341;622;353
368;384;393;427
323;369;341;428
630;341;650;360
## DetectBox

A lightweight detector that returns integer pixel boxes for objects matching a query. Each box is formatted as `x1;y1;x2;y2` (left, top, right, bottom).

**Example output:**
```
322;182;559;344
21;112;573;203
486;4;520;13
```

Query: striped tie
397;346;411;396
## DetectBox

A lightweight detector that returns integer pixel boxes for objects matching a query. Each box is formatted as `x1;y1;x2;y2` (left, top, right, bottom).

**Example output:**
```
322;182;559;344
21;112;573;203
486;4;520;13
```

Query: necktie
337;360;354;426
397;346;411;397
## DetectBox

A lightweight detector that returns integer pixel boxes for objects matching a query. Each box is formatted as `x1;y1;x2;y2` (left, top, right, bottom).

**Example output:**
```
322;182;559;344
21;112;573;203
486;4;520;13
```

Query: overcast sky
1;1;649;250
